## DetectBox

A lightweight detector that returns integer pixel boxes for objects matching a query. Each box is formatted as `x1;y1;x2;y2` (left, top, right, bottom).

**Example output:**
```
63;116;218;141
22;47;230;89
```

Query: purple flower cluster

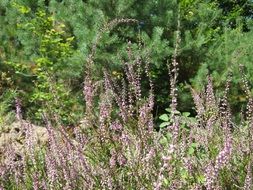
204;135;233;189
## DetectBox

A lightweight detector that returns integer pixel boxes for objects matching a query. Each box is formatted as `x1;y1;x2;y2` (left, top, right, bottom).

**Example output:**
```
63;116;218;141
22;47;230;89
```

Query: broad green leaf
165;108;171;112
182;112;190;117
159;122;170;128
188;147;195;155
159;114;169;121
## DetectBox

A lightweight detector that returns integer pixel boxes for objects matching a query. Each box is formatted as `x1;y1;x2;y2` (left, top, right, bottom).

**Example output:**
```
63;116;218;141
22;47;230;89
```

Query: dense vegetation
0;0;253;189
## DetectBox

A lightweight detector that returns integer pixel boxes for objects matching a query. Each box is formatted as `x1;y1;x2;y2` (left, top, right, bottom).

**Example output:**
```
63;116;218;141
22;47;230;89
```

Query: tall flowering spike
169;64;178;114
145;58;155;132
33;172;40;190
138;89;154;136
109;150;117;168
73;126;87;146
145;55;154;94
103;70;128;121
239;64;253;121
240;66;253;168
24;123;36;166
138;101;151;128
127;87;134;116
123;42;142;115
2;145;24;186
204;135;233;190
171;117;180;142
0;165;5;180
54;118;93;188
169;11;180;127
121;78;128;114
183;157;193;174
45;152;57;187
148;89;154;110
83;75;97;115
144;148;155;162
42;113;65;180
99;89;112;127
15;98;22;121
204;163;216;190
154;144;175;190
125;41;142;101
214;135;233;173
219;73;232;132
136;56;142;98
191;88;205;122
99;95;111;140
244;161;252;190
206;75;217;114
250;117;253;154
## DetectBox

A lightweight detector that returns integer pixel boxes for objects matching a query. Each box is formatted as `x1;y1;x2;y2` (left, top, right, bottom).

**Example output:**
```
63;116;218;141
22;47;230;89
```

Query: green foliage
159;108;196;129
192;24;253;119
0;90;15;127
6;5;83;124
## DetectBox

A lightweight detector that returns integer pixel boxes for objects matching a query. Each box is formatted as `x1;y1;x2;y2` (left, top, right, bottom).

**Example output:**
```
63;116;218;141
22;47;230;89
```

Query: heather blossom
214;135;233;172
109;150;117;168
244;161;252;190
83;75;97;115
204;135;233;190
110;120;123;131
15;98;22;121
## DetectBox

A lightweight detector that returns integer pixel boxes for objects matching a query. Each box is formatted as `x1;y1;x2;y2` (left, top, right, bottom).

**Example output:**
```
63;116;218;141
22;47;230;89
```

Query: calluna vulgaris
0;26;253;190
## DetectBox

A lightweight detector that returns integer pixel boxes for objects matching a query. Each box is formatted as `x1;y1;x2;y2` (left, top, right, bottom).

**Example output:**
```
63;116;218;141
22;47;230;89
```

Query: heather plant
1;40;253;190
1;5;253;190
